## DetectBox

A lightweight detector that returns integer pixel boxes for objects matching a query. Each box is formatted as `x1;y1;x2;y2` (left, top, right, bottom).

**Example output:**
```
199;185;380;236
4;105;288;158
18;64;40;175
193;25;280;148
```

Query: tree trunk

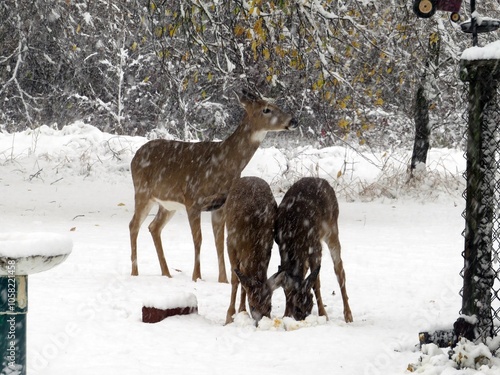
410;84;430;172
410;31;440;175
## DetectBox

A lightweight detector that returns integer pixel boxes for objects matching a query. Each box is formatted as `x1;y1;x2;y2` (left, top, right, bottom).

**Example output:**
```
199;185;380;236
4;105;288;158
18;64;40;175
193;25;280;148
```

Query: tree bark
410;84;430;172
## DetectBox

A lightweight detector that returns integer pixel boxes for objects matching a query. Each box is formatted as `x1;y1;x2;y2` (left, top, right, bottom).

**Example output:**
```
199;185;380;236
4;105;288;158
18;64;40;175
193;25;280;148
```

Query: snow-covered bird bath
0;232;72;375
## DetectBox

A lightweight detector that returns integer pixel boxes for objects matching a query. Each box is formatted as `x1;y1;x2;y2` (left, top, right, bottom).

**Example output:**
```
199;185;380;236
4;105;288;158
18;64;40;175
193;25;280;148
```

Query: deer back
225;176;282;322
225;176;277;279
275;177;339;320
275;177;339;276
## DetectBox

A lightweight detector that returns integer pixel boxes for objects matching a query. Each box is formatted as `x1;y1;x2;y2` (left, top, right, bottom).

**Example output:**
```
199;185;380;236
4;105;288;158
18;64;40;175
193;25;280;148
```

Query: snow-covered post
0;233;72;374
459;54;500;342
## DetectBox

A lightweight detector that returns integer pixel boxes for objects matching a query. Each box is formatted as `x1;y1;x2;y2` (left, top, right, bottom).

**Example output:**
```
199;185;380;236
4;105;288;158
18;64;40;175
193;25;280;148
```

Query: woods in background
0;0;497;149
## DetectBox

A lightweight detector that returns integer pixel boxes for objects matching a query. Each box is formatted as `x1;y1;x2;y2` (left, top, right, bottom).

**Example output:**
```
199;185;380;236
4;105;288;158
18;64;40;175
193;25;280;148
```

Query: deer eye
262;108;272;114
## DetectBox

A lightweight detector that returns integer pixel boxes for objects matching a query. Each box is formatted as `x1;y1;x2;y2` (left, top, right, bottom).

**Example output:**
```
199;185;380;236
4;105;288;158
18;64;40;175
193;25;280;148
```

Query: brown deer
224;176;284;325
274;177;353;323
129;91;297;282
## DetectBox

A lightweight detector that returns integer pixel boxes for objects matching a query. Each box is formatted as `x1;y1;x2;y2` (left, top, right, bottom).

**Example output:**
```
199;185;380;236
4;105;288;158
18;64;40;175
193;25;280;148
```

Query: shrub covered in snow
409;338;500;374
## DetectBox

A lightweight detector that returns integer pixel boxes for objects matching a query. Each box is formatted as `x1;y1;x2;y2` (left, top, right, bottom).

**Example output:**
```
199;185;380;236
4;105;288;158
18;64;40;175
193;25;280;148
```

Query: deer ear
303;266;321;291
238;89;260;108
267;270;285;292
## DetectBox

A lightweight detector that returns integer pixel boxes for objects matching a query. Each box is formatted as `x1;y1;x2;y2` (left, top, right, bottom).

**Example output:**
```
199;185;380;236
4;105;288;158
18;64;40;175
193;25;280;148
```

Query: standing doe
275;177;353;322
129;91;297;282
224;177;283;324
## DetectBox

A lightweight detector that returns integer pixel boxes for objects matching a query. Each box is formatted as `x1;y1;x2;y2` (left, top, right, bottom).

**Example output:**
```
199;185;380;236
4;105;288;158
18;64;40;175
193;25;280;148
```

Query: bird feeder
0;233;72;375
413;0;462;22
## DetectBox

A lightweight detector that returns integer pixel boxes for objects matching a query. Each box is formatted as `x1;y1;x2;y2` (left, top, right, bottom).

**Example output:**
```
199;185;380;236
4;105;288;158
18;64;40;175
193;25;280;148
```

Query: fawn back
224;176;282;324
275;177;353;322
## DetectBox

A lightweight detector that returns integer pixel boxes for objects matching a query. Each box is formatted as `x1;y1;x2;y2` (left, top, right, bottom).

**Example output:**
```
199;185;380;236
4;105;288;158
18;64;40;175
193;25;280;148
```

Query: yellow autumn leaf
234;24;245;37
263;48;270;60
254;18;264;39
338;118;349;129
337;170;342;178
429;32;439;45
154;27;163;38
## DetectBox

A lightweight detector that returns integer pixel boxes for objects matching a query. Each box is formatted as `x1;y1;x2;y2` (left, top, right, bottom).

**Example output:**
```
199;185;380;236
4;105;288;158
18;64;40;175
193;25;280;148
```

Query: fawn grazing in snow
129;91;297;282
224;177;284;324
275;177;353;322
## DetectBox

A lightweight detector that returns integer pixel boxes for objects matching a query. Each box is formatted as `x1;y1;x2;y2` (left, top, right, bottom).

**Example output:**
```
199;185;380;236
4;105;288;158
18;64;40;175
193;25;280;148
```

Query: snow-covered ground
0;122;498;374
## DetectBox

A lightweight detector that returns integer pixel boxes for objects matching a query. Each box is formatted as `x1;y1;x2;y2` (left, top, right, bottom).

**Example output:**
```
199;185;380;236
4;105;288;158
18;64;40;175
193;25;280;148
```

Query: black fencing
459;59;500;342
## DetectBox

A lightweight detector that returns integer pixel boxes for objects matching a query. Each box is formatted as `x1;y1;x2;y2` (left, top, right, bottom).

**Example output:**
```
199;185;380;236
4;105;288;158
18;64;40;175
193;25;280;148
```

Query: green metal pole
0;270;27;375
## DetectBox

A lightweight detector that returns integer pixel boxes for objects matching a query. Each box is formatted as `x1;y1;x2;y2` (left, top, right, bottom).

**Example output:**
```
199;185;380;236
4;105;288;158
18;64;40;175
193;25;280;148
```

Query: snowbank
0;122;465;201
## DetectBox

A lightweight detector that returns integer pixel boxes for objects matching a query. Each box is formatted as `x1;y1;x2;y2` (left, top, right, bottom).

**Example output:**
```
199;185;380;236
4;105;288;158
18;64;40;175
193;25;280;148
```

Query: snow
0;232;72;258
461;40;500;61
0;122;497;374
410;339;500;374
143;292;197;310
0;232;72;275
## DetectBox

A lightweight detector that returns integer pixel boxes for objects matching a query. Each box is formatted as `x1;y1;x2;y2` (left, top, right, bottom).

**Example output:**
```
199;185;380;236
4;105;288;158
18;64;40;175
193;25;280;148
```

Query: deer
129;90;297;282
224;176;284;325
274;177;353;323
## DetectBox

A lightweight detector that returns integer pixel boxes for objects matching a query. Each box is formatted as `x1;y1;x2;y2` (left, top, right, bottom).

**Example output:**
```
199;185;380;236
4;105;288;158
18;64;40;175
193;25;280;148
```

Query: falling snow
0;122;498;374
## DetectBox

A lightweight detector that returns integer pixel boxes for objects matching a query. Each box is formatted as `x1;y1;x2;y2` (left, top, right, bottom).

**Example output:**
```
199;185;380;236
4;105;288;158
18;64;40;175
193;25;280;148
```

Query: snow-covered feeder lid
0;232;72;275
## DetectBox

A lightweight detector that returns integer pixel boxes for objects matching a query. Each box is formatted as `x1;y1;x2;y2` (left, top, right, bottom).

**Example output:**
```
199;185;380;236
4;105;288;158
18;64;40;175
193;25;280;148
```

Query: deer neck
220;117;267;167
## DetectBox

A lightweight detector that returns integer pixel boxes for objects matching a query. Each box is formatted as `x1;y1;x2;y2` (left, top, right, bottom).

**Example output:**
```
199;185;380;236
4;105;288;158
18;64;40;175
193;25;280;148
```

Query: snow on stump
142;293;198;323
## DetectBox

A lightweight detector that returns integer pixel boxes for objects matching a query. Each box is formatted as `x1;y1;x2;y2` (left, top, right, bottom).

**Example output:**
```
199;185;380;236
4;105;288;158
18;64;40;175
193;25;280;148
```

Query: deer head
235;268;284;323
238;90;298;135
281;266;321;321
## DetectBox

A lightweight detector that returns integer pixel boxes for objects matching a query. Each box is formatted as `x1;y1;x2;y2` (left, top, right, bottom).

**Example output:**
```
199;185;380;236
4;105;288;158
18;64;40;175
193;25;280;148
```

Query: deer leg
211;208;228;283
238;286;247;313
308;256;328;319
187;207;203;281
129;196;155;276
326;228;353;323
283;288;293;318
313;275;328;319
148;205;175;277
225;270;239;324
